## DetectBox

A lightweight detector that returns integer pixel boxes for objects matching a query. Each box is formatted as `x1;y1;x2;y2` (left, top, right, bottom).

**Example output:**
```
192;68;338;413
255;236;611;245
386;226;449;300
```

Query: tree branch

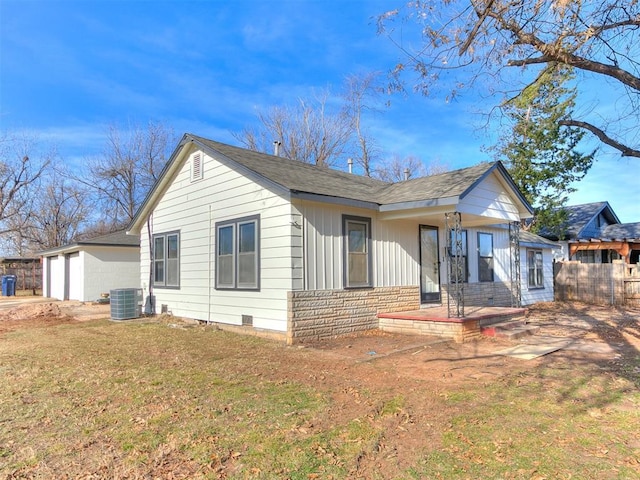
559;119;640;158
508;52;640;91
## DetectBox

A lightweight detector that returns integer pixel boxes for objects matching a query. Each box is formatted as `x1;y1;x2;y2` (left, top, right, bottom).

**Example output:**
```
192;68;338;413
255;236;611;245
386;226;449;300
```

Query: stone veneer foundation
441;281;517;308
378;316;483;343
287;286;420;344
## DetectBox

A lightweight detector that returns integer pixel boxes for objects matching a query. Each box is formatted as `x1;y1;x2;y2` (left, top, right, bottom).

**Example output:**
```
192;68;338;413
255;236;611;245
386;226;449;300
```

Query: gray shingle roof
376;162;495;204
129;134;533;234
191;135;499;206
192;135;387;204
519;230;560;249
563;202;617;238
77;230;140;247
601;222;640;240
38;230;140;255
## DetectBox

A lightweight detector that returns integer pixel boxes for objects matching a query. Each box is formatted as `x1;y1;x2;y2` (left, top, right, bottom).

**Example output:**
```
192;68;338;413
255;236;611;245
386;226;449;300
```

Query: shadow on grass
413;301;640;411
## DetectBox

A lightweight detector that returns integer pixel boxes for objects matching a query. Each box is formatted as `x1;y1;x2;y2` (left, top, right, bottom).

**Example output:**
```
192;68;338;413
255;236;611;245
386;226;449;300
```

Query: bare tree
0;131;51;246
234;91;353;167
16;174;92;252
73;121;176;229
378;1;640;158
342;72;385;176
374;154;448;182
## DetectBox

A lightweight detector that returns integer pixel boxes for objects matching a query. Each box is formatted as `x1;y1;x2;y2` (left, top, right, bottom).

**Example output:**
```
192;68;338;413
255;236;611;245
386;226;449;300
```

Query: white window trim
215;215;260;291
153;231;180;288
527;249;544;289
343;215;373;289
477;232;494;283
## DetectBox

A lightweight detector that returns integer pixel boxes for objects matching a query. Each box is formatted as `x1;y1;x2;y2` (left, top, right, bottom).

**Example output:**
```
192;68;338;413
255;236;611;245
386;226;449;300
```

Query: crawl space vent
242;314;253;326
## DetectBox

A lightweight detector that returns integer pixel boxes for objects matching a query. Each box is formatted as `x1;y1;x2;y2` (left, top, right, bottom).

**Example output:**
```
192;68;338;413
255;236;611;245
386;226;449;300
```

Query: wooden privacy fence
0;259;42;293
554;260;640;306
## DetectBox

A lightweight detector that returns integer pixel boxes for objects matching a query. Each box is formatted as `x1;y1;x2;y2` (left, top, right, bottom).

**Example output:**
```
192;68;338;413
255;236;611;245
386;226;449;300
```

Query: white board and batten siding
297;200;421;291
298;200;520;291
464;227;512;284
140;147;299;332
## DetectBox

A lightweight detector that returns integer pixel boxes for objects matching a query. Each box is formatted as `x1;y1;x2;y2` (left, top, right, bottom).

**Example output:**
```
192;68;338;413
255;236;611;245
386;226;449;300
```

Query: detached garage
40;231;140;302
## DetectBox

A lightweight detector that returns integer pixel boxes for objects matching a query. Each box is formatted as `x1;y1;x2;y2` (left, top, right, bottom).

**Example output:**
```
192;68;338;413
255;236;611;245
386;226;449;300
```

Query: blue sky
1;0;637;222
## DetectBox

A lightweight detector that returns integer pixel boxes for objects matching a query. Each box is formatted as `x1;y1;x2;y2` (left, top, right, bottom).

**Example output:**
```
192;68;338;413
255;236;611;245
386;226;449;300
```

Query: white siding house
128;134;537;343
40;231;140;302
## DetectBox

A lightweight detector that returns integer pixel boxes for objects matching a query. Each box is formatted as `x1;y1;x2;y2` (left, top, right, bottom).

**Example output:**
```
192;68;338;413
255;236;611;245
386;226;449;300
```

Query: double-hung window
343;215;372;288
216;215;260;290
153;231;180;288
477;232;494;282
527;249;544;288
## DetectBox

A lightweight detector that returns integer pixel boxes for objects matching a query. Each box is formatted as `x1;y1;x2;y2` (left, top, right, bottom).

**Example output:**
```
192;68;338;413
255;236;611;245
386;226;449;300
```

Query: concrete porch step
481;320;540;340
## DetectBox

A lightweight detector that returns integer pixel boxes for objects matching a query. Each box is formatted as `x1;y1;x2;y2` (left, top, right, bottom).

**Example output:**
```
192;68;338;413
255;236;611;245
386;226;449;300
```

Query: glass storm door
420;226;441;303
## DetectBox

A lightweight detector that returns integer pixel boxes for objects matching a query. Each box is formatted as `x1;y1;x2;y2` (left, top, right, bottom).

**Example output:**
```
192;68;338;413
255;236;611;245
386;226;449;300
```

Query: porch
378;305;528;343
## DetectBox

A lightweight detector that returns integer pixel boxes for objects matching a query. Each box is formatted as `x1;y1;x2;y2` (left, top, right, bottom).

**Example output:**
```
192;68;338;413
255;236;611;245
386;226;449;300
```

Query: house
40;230;140;302
127;134;540;343
540;201;640;264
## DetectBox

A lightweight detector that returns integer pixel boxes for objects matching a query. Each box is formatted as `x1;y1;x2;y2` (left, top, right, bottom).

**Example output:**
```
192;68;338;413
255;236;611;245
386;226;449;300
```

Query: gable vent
191;152;203;182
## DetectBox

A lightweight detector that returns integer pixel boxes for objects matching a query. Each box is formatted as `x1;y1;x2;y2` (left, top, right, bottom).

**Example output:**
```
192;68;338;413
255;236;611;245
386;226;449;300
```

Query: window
603;250;621;263
216;215;260;290
477;232;494;282
153;231;180;288
448;229;468;283
191;152;203;182
343;215;372;288
527;249;544;288
575;250;596;263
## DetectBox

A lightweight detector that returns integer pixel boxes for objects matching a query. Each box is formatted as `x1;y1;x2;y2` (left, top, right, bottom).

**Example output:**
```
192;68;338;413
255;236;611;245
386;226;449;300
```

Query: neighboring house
128;134;536;343
518;230;560;305
540;202;640;264
40;231;140;302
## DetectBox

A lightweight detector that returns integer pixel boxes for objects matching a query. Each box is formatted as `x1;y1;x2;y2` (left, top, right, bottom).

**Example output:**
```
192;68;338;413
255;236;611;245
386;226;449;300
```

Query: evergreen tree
497;66;595;237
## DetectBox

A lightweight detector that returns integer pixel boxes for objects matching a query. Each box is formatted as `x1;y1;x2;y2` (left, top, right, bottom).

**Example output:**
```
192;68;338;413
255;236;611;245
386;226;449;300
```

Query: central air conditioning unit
110;288;143;320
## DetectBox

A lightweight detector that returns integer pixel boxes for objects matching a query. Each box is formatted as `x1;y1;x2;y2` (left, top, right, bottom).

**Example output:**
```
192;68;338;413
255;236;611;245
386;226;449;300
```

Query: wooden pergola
569;239;640;262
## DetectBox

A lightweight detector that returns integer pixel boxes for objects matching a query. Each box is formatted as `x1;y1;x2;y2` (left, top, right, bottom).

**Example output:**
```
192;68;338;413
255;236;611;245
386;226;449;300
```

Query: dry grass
1;304;639;479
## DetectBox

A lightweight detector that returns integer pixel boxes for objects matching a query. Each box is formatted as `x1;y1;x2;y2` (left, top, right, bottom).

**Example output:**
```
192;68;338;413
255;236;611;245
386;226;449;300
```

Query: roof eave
292;191;379;210
520;241;561;249
379;195;459;212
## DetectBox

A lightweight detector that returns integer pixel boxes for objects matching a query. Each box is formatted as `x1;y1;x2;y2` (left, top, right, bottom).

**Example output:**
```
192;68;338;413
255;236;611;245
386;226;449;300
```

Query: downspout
208;204;212;323
144;213;155;315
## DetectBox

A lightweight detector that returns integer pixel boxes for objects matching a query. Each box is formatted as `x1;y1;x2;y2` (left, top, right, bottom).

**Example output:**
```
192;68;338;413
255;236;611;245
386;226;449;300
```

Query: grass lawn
1;314;639;479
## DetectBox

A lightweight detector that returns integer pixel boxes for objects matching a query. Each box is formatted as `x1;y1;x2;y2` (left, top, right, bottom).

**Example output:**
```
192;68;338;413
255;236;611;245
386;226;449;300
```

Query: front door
420;225;441;303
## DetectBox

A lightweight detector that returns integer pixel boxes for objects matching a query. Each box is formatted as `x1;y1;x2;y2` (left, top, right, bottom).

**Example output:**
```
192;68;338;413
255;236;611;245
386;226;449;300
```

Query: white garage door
67;252;82;301
47;255;64;300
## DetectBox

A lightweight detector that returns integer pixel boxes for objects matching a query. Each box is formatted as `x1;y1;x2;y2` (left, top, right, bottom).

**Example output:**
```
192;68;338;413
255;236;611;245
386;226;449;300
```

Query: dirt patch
290;301;640;392
0;299;111;335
